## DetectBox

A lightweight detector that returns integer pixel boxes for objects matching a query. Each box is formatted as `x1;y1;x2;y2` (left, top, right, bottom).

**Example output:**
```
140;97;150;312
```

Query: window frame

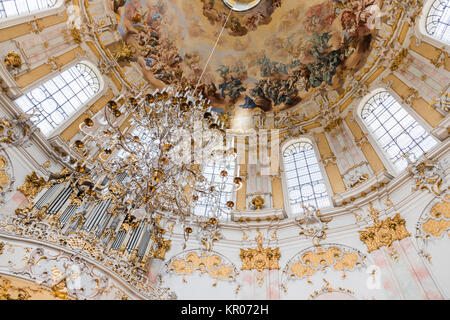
416;0;450;48
14;59;105;138
424;0;450;44
0;0;64;29
356;88;438;175
280;137;333;217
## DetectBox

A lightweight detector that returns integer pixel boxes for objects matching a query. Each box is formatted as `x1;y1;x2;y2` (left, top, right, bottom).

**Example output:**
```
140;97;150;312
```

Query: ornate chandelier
66;84;239;240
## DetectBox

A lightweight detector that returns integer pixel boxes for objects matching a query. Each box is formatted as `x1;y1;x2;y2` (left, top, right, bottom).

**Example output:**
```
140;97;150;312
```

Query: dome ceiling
109;0;379;118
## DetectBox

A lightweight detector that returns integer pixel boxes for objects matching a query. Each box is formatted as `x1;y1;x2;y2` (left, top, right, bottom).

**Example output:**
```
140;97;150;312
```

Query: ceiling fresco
107;0;380;122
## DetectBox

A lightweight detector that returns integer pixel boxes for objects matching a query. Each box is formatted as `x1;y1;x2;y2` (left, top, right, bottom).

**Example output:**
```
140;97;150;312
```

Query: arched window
361;91;437;171
283;141;330;214
14;62;101;135
425;0;450;44
194;158;236;220
0;0;57;19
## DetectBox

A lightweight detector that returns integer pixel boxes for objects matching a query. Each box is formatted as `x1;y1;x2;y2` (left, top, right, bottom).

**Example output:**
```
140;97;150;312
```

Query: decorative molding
232;207;286;223
342;162;372;189
407;154;445;197
0;236;169;300
240;232;280;286
281;244;366;292
416;198;450;263
165;249;238;287
16;171;47;199
0;115;38;148
359;204;411;253
333;170;393;206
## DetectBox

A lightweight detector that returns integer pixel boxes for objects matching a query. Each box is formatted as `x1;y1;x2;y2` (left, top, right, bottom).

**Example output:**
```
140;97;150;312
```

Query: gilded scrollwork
3;51;22;74
0;115;37;148
390;48;409;72
416;199;450;263
0;152;14;205
358;204;411;253
281;244;366;290
17;171;47;199
166;250;238;287
309;278;356;300
295;204;333;247
240;232;280;286
0;213;175;299
250;195;265;210
406;154;445;197
0;274;71;300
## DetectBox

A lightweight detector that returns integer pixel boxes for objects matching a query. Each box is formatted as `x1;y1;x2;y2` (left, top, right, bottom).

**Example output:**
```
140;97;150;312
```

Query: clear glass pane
426;0;450;44
0;0;58;19
14;63;100;135
361;91;437;171
283;141;330;215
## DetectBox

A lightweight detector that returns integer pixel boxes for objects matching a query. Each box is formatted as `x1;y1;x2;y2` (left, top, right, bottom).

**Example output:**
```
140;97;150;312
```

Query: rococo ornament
416;199;450;263
295;204;333;247
250;195;265;210
3;50;22;70
17;171;47;199
358;203;411;253
406;154;445;197
281;244;366;291
0;115;37;148
166;250;238;287
240;232;280;286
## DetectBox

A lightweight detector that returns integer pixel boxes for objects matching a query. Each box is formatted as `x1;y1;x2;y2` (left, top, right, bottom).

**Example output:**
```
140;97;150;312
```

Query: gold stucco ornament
281;244;366;289
17;171;47;199
251;195;265;210
420;201;450;238
358;203;411;253
3;50;22;70
240;232;280;286
415;199;450;263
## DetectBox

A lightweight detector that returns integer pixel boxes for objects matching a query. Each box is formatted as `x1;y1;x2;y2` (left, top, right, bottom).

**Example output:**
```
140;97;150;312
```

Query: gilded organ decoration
295;205;333;247
166;250;239;286
104;0;381;120
240;232;280;286
358;204;411;253
150;238;172;260
17;172;47;199
0;209;175;299
3;51;22;71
